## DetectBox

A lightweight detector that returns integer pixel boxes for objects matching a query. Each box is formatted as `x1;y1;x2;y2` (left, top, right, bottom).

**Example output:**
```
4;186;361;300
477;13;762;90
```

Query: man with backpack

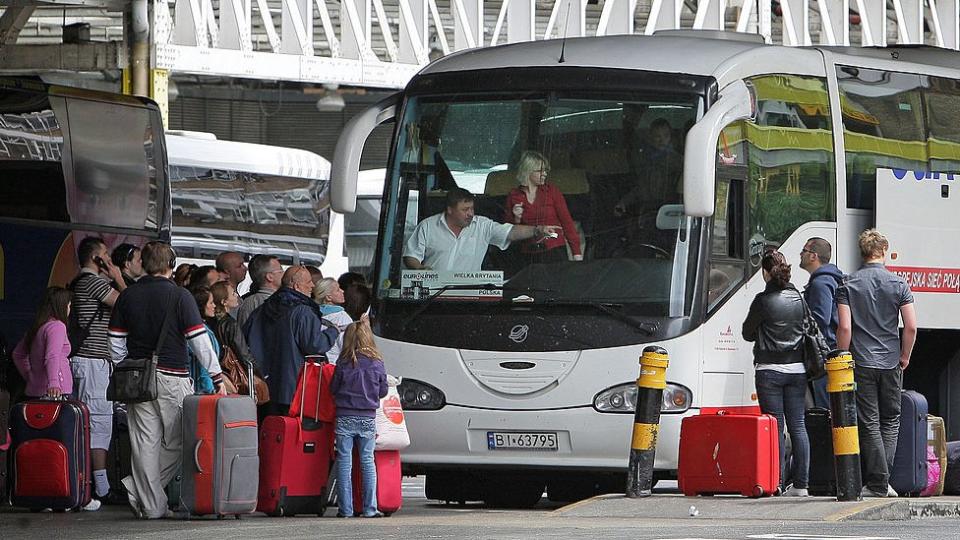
799;237;844;409
69;236;127;510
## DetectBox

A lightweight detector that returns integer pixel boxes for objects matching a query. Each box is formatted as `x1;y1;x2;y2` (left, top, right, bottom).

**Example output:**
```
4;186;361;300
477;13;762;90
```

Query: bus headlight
398;379;446;410
593;383;692;414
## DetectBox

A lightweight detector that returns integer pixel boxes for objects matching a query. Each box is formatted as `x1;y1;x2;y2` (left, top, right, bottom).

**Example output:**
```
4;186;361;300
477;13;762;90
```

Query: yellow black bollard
826;350;862;502
626;346;669;498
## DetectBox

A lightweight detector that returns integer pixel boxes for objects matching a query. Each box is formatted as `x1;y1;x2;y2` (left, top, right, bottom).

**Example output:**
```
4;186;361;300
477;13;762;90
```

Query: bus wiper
399;283;553;336
542;299;658;335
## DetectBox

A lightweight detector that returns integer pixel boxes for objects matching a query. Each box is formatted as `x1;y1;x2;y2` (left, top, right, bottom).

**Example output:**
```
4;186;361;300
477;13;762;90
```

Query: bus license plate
487;432;558;451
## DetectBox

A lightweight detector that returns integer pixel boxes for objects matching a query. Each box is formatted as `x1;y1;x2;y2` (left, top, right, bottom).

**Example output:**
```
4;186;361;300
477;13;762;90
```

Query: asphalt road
1;479;957;540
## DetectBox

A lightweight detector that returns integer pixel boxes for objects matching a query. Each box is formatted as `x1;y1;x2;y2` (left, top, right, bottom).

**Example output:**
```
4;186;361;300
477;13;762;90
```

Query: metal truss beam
132;0;959;90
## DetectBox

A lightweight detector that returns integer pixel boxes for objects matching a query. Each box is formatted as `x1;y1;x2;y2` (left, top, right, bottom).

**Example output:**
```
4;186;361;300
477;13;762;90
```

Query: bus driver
403;187;559;272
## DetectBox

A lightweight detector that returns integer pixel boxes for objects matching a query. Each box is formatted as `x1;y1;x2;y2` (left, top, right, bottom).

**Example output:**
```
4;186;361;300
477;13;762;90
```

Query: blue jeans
755;369;810;489
335;416;377;517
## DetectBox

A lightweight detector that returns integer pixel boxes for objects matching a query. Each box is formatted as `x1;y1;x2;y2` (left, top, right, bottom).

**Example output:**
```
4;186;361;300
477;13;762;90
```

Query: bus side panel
0;224;71;343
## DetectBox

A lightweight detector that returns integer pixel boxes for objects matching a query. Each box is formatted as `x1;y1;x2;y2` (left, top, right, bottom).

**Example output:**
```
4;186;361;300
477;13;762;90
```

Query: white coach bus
167;131;348;281
330;32;960;507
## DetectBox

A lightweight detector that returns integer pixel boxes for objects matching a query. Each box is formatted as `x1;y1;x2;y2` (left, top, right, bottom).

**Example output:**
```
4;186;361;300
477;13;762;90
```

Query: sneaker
887;485;899;498
362;511;385;518
127;495;144;519
81;499;102;512
783;486;809;497
861;485;888;498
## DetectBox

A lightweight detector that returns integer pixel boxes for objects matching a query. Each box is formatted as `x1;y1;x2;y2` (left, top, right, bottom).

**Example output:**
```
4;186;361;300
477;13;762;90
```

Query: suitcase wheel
751;485;764;498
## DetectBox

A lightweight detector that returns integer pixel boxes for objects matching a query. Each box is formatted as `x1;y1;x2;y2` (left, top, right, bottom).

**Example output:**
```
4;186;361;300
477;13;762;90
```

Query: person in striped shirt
108;241;225;519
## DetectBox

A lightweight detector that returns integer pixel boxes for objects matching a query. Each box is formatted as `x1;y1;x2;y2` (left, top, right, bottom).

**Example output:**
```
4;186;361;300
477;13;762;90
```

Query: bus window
66;98;160;231
837;67;925;209
923;75;960;174
707;174;746;313
0;90;68;222
719;75;835;248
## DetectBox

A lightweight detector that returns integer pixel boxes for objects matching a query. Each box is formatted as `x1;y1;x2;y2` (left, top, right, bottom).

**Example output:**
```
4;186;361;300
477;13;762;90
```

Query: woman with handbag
210;282;268;403
742;249;810;497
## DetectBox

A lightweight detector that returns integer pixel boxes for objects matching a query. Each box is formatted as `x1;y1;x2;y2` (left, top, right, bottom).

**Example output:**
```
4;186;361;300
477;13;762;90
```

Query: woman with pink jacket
13;286;73;398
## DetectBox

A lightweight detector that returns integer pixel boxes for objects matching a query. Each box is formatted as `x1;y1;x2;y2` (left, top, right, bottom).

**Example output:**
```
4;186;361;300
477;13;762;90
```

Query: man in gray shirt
837;229;917;498
237;255;283;328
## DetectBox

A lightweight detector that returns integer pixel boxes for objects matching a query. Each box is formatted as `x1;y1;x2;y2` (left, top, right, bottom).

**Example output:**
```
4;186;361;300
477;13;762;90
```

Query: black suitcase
805;407;836;496
106;403;132;498
890;390;928;496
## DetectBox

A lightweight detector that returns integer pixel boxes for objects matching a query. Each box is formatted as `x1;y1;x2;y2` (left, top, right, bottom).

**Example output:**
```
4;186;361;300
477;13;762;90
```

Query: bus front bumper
401;405;696;473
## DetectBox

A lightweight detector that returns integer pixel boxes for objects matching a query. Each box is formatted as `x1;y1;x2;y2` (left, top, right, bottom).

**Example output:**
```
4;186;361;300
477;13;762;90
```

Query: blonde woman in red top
503;151;583;265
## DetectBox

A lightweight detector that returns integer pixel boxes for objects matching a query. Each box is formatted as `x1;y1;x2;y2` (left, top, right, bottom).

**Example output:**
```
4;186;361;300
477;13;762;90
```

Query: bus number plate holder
487;432;558;451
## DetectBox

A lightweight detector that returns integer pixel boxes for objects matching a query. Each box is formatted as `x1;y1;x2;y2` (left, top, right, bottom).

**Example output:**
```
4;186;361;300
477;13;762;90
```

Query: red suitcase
678;412;779;497
352;449;402;515
258;359;335;517
257;416;335;516
9;398;92;510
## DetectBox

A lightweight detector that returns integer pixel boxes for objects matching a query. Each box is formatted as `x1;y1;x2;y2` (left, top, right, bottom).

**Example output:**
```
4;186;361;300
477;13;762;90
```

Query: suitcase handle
194;440;204;474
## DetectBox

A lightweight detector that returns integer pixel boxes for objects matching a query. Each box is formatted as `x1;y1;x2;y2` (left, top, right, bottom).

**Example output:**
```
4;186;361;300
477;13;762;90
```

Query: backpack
67;273;106;355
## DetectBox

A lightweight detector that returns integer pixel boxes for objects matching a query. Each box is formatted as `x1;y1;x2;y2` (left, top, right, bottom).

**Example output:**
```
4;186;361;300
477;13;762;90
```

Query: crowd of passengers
7;240;388;518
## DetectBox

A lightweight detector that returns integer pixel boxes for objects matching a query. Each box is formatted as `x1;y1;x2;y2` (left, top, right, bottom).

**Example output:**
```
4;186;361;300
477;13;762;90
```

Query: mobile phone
94;256;108;269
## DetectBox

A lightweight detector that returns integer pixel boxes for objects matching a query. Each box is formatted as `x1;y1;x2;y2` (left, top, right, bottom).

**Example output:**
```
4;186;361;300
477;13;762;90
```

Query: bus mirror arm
331;93;400;214
682;80;755;218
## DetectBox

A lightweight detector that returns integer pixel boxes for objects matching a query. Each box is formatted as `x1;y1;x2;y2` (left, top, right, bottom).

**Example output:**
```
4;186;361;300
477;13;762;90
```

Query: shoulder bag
106;290;177;403
799;292;830;381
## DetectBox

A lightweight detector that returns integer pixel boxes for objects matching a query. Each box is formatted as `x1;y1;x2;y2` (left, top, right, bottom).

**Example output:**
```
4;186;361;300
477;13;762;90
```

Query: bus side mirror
331;93;400;213
682;80;755;217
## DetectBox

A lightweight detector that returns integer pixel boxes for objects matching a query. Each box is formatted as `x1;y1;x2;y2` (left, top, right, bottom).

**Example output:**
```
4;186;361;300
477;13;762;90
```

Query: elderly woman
313;277;354;363
503;150;582;264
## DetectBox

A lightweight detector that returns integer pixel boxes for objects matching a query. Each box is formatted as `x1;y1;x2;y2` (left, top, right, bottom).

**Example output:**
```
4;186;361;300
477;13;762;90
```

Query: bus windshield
377;91;704;317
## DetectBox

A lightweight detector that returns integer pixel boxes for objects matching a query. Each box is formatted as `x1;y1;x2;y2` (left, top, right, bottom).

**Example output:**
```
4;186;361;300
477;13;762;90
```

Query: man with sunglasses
799;237;844;408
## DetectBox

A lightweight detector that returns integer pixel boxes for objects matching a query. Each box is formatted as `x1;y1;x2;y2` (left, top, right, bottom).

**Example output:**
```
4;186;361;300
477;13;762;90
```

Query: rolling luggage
805;407;836;496
890;390;928;496
943;441;960;495
258;358;335;517
678;412;779;497
352;449;402;515
9;398;92;510
181;359;259;517
924;415;947;496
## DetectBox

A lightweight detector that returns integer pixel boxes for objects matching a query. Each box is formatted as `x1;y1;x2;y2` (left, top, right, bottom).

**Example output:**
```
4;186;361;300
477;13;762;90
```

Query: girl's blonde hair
341;320;383;364
515;150;549;186
210;281;233;318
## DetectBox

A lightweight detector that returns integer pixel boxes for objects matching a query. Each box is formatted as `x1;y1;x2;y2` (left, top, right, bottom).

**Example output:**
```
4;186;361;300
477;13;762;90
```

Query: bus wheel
482;475;545;509
425;472;482;504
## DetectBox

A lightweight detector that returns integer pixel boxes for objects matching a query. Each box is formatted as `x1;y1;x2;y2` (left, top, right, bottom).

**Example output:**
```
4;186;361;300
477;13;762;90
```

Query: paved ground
3;479;960;540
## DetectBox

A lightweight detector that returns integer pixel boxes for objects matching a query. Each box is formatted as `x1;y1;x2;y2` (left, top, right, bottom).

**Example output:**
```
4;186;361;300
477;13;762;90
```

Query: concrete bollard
626;346;669;498
826;350;863;502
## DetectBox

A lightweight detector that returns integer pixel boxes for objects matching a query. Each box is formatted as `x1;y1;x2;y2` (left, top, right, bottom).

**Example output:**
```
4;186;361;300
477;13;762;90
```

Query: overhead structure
0;0;958;91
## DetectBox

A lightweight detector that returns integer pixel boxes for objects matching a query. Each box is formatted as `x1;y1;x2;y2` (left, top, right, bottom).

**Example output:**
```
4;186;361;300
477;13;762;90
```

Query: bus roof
421;34;786;79
420;33;960;86
166;132;331;180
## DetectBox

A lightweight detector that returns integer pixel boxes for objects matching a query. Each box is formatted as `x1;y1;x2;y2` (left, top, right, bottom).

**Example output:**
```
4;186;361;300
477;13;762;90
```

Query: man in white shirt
403;188;558;271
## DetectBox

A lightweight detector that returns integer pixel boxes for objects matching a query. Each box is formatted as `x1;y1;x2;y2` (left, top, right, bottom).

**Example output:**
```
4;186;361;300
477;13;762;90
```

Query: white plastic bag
375;375;411;450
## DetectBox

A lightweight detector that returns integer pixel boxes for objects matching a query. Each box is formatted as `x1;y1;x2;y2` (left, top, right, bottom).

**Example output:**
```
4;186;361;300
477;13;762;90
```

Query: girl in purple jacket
330;317;388;517
12;287;73;398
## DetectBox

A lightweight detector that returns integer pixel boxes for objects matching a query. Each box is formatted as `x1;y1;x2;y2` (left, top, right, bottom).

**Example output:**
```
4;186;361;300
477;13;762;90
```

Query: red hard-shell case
678;412;780;497
352;449;402;514
257;416;334;516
